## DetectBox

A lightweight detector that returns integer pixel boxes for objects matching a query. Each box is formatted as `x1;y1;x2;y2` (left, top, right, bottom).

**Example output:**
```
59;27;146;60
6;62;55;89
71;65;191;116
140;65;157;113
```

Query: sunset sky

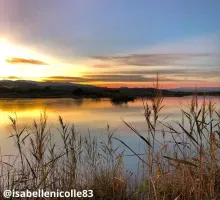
0;0;220;88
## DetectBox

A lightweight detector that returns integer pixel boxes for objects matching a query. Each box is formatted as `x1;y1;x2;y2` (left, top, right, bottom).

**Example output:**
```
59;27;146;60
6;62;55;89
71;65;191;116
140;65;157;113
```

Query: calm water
0;97;219;170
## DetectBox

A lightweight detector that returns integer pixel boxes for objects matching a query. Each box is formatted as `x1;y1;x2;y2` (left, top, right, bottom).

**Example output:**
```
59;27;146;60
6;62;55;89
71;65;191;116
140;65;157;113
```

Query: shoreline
0;93;219;101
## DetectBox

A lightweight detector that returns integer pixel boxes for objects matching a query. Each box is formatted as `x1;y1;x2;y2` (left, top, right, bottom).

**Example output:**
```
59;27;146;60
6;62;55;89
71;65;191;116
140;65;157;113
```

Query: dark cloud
44;75;204;83
92;53;217;66
6;57;48;65
43;76;86;82
87;75;155;82
87;68;220;78
93;64;112;68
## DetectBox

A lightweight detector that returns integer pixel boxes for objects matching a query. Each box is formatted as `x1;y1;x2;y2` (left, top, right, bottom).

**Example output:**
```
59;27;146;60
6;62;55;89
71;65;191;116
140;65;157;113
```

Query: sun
0;38;42;61
0;38;17;76
0;38;11;64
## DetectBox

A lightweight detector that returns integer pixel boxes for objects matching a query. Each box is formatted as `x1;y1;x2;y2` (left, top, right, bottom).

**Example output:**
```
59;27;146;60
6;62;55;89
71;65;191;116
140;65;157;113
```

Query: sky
0;0;220;88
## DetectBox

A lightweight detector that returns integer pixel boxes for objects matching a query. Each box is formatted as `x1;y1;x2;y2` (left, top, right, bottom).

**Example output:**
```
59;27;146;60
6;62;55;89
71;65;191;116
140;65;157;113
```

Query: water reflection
0;96;219;165
110;100;129;108
73;98;84;106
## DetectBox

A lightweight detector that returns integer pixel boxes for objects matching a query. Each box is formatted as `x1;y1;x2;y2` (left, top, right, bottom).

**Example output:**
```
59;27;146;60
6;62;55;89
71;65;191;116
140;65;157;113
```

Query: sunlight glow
0;38;84;80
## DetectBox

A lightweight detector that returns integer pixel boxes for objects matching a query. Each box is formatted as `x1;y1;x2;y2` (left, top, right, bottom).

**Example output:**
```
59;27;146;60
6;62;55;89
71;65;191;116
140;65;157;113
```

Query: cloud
92;64;112;68
44;76;86;82
88;75;156;82
44;75;204;83
92;53;218;67
0;76;20;80
7;76;19;79
88;68;220;78
6;57;48;65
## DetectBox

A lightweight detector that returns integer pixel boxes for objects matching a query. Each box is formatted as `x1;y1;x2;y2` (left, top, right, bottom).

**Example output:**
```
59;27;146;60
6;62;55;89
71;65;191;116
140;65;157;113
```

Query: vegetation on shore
0;80;219;199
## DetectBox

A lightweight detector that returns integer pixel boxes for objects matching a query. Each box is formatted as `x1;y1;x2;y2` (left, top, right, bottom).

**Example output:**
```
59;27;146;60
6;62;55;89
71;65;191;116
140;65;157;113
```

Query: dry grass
0;80;219;199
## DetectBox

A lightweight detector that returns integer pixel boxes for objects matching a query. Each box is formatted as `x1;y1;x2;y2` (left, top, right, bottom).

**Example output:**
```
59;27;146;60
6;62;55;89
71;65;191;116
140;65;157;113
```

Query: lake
0;96;219;171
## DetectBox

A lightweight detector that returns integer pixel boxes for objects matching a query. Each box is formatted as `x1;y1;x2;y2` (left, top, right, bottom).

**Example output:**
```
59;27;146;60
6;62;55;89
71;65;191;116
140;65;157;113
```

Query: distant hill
0;80;96;90
170;87;220;92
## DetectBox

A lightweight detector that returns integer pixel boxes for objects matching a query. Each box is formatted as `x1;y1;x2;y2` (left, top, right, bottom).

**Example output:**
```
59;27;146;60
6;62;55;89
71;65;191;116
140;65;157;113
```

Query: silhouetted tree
72;88;84;96
44;86;52;93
